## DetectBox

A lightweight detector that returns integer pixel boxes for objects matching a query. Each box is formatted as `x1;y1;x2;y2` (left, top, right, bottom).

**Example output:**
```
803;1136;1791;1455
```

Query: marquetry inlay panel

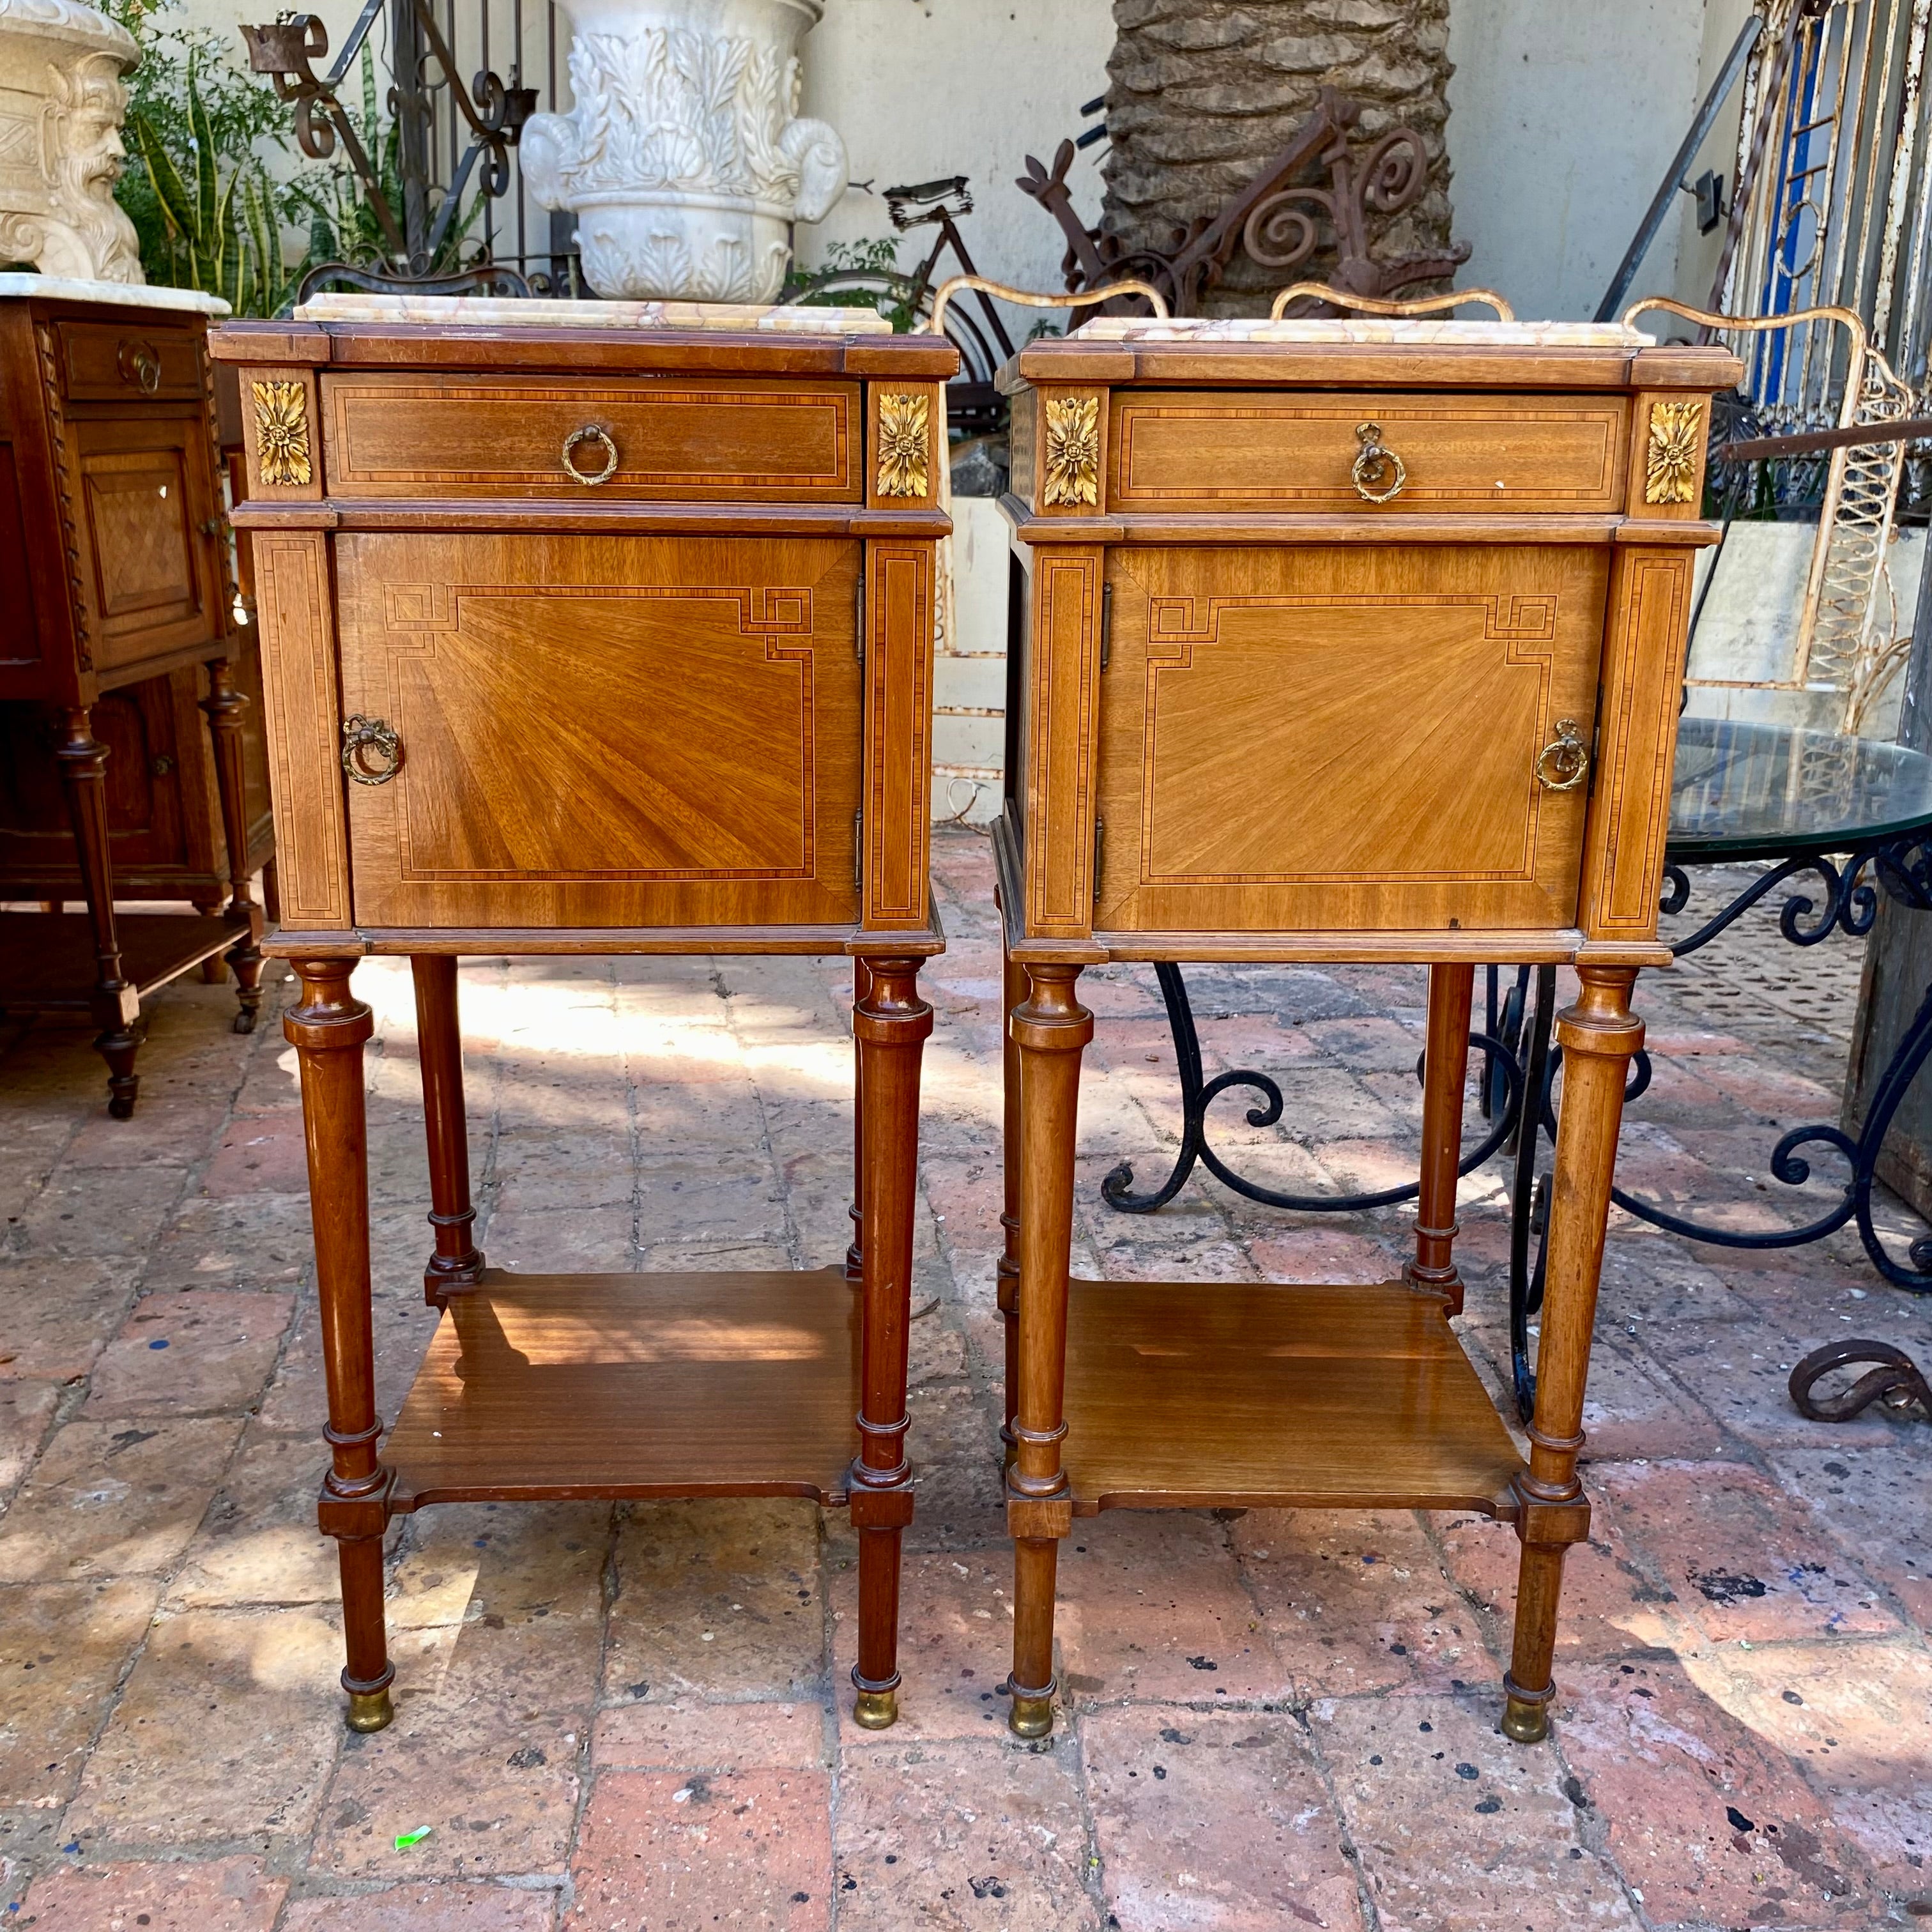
335;532;864;928
1093;545;1608;934
1107;392;1630;515
322;374;861;500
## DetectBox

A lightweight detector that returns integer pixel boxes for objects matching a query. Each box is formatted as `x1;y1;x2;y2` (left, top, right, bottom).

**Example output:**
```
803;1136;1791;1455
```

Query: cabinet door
336;533;863;929
1093;544;1609;935
74;412;226;677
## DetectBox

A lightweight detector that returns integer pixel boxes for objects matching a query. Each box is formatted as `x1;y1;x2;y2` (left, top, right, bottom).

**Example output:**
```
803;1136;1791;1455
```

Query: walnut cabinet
211;302;956;1734
0;282;269;1112
990;310;1739;1742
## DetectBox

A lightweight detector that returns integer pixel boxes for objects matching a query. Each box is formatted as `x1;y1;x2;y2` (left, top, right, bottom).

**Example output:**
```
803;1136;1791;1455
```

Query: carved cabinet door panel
73;412;227;677
1092;544;1609;935
335;533;863;929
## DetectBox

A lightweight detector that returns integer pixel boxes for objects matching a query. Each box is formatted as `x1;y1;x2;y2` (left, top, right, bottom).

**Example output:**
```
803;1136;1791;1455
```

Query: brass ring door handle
1351;420;1406;503
1535;719;1590;792
342;714;403;785
562;425;619;486
118;339;161;393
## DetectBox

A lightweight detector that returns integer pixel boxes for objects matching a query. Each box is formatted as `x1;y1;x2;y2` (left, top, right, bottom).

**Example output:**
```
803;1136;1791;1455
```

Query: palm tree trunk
1102;0;1457;318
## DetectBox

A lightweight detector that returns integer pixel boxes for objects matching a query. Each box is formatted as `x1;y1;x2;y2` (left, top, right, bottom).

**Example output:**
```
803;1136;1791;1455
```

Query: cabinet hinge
1092;816;1104;905
854;809;864;896
1099;581;1112;671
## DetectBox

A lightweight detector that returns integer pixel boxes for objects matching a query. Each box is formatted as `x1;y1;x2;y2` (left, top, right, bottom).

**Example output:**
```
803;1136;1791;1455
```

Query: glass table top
1669;716;1932;862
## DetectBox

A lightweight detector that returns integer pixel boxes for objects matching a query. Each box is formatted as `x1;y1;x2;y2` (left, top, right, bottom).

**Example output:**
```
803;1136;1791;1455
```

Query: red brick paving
3;839;1929;1929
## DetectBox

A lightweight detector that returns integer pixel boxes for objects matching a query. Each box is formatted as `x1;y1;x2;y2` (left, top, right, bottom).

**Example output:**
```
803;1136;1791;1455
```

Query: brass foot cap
1500;1692;1549;1744
346;1687;394;1733
1008;1691;1055;1740
852;1687;898;1730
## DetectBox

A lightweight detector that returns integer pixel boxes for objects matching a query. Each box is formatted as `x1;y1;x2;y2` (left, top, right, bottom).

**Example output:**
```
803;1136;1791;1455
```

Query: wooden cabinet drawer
322;374;862;500
336;532;863;928
1107;392;1629;514
57;321;206;402
1092;544;1608;933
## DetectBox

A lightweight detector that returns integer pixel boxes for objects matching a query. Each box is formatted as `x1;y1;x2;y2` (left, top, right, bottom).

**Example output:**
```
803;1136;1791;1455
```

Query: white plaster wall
1443;0;1710;322
795;0;1116;305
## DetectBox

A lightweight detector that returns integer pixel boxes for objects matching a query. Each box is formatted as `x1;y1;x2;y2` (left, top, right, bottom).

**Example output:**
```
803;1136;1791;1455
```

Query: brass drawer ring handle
342;714;403;785
1535;719;1590;792
1351;421;1405;503
562;424;619;486
118;339;161;393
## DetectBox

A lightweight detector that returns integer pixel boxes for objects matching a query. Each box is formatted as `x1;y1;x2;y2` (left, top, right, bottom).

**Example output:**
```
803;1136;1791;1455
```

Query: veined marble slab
0;274;229;314
293;293;891;332
1075;316;1646;347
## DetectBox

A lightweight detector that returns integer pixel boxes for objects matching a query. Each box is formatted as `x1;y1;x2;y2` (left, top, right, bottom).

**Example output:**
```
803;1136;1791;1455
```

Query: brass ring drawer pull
342;714;403;785
562;424;619;486
1535;718;1590;792
1351;420;1406;503
118;339;161;394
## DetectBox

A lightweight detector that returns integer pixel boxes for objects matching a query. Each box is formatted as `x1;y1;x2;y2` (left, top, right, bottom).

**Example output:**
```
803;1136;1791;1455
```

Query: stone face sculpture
0;0;142;282
521;0;845;303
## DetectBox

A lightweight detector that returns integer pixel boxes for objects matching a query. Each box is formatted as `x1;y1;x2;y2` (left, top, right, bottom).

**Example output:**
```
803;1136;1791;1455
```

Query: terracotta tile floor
3;831;1931;1932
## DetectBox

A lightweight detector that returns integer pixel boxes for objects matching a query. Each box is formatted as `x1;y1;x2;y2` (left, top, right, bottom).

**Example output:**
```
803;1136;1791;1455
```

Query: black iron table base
1110;829;1932;1424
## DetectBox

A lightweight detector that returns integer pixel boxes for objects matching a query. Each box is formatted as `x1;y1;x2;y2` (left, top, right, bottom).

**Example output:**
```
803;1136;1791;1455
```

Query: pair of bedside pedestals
217;291;1734;1742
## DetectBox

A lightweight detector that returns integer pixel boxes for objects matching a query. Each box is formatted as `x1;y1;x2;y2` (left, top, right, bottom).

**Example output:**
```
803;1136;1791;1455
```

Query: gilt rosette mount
519;0;847;302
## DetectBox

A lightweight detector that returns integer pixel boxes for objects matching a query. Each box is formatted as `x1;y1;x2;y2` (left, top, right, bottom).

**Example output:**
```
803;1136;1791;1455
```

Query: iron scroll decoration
341;716;402;785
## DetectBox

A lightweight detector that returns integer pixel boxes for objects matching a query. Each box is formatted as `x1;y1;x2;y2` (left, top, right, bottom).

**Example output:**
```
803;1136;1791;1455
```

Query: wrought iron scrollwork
242;0;537;297
1112;830;1932;1429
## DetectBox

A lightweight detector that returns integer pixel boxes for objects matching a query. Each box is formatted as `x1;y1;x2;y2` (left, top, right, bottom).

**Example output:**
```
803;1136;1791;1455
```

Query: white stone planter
521;0;845;303
0;0;141;282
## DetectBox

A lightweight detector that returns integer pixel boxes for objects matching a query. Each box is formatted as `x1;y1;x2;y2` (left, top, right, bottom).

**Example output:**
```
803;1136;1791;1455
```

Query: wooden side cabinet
990;300;1740;1742
211;299;957;1733
0;278;268;1112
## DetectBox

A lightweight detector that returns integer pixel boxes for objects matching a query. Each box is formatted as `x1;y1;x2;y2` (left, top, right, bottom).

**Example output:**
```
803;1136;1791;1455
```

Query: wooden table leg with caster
287;956;395;1735
1503;964;1643;1742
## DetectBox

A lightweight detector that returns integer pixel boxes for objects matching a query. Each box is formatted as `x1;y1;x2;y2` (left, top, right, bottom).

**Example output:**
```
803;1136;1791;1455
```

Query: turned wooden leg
411;955;484;1306
199;659;265;1034
1006;962;1091;1740
54;707;141;1118
997;945;1027;1467
288;958;395;1733
848;955;931;1729
1503;963;1642;1744
847;956;872;1282
1408;961;1475;1314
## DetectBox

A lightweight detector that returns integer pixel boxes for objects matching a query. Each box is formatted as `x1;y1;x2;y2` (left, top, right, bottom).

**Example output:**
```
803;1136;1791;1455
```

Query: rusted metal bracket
1789;1340;1931;1422
1016;84;1468;318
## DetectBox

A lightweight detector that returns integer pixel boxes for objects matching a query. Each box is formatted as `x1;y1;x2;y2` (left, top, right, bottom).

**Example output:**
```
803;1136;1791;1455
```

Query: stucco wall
162;0;1737;322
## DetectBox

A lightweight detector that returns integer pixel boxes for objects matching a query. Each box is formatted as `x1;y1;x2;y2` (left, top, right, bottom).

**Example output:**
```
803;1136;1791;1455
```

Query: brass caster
1007;1685;1055;1740
852;1686;898;1730
1500;1689;1549;1744
346;1685;394;1733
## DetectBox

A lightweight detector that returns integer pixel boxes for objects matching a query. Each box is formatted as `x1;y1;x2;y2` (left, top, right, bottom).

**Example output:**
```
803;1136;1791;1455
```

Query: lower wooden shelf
1060;1278;1525;1517
385;1267;862;1511
0;909;234;1011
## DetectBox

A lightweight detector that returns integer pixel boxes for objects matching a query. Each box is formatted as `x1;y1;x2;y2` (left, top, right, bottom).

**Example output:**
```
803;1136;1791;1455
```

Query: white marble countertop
1074;317;1646;346
0;274;229;315
293;293;891;332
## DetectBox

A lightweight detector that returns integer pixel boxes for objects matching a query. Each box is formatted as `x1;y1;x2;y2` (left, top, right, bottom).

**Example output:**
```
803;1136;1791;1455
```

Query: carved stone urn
0;0;142;282
520;0;845;303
